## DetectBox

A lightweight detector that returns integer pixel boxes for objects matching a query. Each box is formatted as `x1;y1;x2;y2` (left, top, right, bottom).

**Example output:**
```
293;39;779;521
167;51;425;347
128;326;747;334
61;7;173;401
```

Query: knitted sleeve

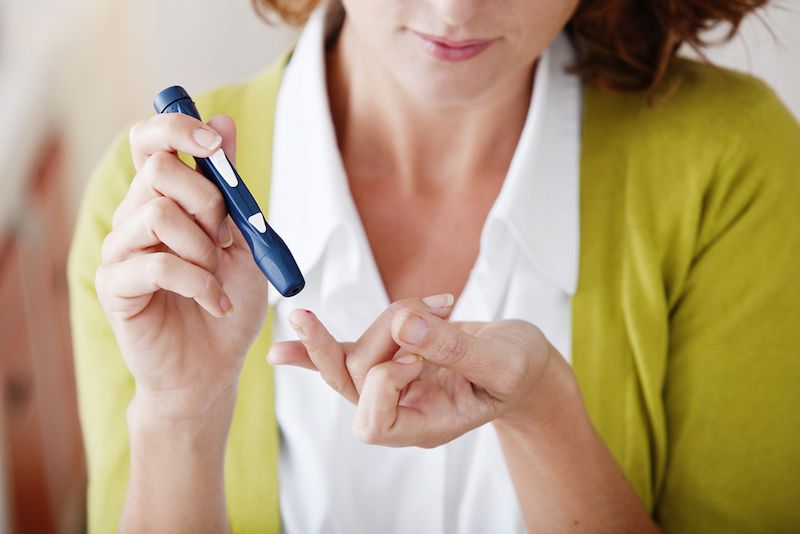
657;80;800;531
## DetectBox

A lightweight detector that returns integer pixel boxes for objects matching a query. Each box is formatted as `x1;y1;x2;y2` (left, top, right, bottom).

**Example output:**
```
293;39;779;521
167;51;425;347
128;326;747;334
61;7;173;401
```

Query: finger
346;293;455;390
268;340;356;371
267;341;318;370
112;152;230;248
206;115;236;166
391;308;517;391
129;113;222;171
96;252;232;319
287;309;359;404
353;357;426;447
103;196;220;273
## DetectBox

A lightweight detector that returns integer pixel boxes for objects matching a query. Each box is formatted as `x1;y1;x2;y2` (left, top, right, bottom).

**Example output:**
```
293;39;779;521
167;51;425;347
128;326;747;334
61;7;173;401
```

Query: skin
97;0;659;531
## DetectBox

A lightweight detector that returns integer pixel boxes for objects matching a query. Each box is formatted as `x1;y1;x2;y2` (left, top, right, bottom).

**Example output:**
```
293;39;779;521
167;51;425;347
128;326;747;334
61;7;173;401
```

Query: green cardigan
68;54;800;532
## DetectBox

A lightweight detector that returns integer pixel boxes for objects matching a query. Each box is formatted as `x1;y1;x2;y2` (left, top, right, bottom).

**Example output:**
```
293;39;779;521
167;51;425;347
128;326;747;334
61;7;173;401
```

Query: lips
409;30;497;62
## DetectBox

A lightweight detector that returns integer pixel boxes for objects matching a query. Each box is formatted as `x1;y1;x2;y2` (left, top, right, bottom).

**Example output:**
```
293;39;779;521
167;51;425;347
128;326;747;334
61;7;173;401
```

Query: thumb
207;114;237;165
391;308;499;389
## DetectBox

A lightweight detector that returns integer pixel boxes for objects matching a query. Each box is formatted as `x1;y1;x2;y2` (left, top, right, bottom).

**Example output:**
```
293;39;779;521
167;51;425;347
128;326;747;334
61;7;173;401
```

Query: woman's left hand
267;294;570;447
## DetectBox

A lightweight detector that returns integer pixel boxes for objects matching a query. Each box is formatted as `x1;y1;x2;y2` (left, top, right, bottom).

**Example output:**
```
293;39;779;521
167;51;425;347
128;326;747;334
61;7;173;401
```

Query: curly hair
251;0;769;91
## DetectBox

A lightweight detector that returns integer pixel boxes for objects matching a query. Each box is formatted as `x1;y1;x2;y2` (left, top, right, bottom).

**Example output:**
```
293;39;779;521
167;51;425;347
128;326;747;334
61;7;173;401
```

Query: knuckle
197;271;215;298
417;438;439;450
366;364;392;384
324;376;348;395
434;333;467;366
494;371;522;397
344;358;366;387
111;203;125;229
146;252;172;281
352;418;381;445
144;150;174;178
200;188;226;220
512;318;539;334
146;196;176;224
100;232;115;262
94;265;109;296
128;119;145;144
494;347;528;394
196;237;219;269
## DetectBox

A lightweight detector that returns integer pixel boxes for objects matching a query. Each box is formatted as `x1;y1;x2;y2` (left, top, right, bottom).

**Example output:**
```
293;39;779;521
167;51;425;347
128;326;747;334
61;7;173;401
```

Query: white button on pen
248;213;267;233
209;149;238;187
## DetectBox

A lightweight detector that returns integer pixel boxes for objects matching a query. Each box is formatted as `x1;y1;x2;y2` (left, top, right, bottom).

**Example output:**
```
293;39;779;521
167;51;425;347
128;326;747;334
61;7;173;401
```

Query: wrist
494;343;587;438
128;380;238;444
123;384;234;533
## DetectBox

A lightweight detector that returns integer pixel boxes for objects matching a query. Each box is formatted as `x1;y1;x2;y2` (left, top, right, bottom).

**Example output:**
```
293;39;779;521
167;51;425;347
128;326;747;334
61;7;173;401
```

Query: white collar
488;32;581;296
269;3;581;306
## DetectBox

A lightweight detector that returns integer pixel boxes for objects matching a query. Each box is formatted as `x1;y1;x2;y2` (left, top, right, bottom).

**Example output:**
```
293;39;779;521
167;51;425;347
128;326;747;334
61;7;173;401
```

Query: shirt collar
488;32;581;296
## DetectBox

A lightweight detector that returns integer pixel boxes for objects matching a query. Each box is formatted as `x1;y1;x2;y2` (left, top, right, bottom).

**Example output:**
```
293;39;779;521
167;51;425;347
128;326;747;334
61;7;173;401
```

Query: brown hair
251;0;769;91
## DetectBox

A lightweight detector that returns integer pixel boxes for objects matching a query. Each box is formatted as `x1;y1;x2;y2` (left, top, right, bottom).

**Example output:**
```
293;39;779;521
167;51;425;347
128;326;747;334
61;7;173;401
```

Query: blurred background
0;0;797;532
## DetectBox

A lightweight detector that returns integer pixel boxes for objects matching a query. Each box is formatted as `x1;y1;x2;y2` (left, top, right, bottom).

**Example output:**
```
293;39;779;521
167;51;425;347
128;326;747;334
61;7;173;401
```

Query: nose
430;0;486;26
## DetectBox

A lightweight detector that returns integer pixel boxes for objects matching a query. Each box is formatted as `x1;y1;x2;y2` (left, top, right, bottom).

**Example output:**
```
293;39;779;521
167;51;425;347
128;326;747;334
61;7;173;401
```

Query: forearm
121;386;237;534
494;353;658;533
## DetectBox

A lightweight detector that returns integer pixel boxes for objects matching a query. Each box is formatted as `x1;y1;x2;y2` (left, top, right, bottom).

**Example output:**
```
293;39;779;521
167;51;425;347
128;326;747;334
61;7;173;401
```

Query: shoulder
584;57;798;154
659;57;782;115
650;58;798;164
580;58;799;299
582;57;800;217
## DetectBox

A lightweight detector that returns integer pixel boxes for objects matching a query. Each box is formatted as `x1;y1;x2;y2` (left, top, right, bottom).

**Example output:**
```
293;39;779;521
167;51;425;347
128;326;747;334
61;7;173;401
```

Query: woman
68;0;800;531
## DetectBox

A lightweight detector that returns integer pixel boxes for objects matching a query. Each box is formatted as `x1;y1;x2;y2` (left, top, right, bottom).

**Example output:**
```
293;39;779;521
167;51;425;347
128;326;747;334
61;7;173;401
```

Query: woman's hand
98;113;270;533
95;113;268;419
268;294;568;447
270;298;658;532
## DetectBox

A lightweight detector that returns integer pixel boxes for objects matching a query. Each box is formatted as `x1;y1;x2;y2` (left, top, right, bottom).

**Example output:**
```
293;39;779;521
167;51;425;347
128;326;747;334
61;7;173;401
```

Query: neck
326;18;536;193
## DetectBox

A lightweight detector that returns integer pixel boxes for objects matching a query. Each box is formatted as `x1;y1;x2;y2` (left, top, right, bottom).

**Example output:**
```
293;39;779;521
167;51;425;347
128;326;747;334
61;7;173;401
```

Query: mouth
408;30;498;62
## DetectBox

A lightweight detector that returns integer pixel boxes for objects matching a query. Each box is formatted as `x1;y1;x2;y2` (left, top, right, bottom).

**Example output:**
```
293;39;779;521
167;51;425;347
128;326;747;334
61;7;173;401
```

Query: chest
348;179;503;302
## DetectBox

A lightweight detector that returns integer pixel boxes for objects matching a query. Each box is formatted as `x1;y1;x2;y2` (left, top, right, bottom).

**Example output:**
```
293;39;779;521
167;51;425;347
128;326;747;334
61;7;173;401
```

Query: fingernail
194;128;222;150
395;354;421;365
397;311;427;345
422;293;454;308
218;222;233;248
220;293;233;315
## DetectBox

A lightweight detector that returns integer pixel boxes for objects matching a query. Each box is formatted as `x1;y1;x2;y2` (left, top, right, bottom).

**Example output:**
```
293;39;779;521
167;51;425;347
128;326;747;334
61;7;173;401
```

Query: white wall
57;0;297;211
685;0;800;118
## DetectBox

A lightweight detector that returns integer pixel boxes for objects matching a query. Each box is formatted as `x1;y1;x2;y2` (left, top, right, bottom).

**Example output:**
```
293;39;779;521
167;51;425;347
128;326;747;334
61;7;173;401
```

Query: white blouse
267;2;582;532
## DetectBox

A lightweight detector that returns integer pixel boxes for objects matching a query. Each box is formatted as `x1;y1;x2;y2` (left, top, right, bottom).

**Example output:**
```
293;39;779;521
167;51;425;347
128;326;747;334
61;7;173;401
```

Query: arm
69;124;232;533
69;123;235;532
656;83;800;530
493;347;657;533
122;389;235;533
69;114;268;532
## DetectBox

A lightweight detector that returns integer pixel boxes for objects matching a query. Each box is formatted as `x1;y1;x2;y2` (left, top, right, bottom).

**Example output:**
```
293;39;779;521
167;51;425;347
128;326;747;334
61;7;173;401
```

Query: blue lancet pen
154;86;305;298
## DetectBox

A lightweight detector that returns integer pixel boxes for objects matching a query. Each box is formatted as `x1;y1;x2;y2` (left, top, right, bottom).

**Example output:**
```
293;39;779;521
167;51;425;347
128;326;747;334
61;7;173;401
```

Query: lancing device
153;86;305;298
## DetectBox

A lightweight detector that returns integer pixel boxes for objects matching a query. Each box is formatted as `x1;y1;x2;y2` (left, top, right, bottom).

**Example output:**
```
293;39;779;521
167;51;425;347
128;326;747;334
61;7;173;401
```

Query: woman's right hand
95;113;269;420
